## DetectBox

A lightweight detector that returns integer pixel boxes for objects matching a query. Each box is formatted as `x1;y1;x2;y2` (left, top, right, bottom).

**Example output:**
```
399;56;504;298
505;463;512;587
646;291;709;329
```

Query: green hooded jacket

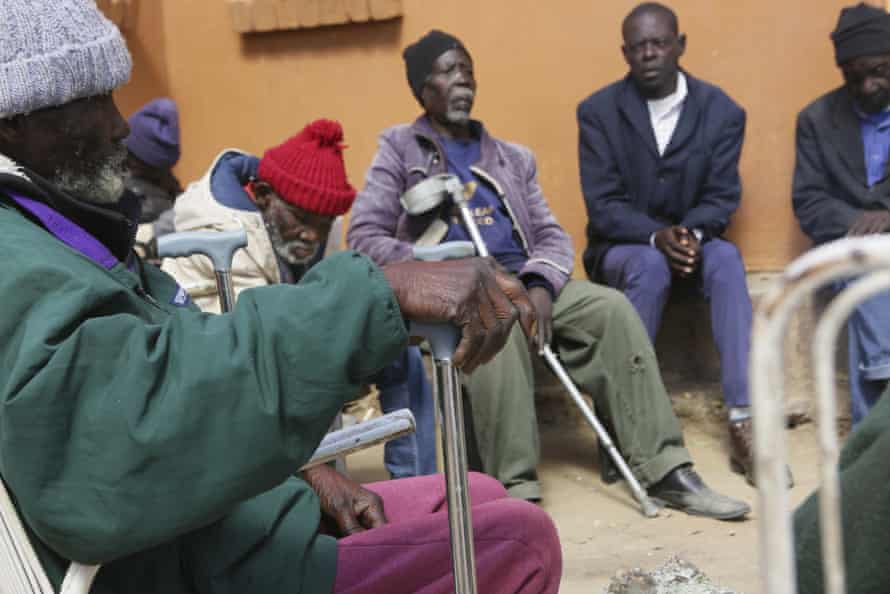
795;383;890;594
0;169;408;593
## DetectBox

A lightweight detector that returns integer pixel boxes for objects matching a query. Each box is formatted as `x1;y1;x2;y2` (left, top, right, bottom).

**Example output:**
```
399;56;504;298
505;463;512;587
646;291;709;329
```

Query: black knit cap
831;2;890;65
403;30;469;104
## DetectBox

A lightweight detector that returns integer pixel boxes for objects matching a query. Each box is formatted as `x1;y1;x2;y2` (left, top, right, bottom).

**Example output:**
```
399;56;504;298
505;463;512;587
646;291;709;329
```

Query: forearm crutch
403;175;658;518
751;235;890;594
413;241;479;594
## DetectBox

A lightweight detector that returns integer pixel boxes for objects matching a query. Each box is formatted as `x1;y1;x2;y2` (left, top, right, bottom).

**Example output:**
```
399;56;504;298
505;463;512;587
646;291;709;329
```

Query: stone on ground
604;556;741;594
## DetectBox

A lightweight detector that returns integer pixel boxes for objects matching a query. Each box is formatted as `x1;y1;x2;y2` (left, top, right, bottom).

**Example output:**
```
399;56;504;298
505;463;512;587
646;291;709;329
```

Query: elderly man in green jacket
0;2;561;594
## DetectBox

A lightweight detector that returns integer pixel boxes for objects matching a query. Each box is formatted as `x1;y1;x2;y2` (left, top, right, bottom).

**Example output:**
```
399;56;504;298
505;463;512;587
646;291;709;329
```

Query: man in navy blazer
793;3;890;426
576;2;762;485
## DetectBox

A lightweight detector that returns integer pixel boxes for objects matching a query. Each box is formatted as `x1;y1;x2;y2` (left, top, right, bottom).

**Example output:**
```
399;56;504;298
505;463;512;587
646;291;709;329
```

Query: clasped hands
653;225;701;277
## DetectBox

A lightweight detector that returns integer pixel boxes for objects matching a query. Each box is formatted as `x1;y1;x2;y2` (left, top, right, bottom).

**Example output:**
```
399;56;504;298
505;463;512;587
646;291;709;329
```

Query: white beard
0;153;27;180
273;240;318;265
51;144;129;205
265;220;319;265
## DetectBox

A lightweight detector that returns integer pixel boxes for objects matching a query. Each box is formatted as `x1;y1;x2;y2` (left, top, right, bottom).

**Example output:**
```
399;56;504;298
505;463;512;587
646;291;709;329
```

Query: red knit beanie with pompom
258;119;357;216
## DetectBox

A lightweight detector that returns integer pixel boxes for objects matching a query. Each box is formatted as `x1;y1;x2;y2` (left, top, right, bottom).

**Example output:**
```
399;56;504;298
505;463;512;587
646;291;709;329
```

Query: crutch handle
411;323;460;360
413;241;476;263
401;174;464;215
300;409;417;470
156;229;248;272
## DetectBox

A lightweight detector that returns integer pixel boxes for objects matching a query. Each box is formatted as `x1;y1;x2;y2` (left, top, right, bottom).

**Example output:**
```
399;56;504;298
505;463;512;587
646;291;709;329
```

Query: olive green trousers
462;280;692;500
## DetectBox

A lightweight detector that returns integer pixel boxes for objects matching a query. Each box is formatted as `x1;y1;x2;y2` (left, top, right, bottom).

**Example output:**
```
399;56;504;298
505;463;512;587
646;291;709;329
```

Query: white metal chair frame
0;476;98;594
751;235;890;594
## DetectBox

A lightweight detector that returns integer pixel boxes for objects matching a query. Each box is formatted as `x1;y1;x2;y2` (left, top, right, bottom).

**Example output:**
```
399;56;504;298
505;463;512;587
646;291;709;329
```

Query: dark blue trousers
599;239;753;408
374;346;437;478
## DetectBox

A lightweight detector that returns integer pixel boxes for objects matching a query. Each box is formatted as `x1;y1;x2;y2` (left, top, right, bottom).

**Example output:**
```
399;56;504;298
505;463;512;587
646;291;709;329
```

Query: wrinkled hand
847;211;890;237
383;258;536;373
653;226;700;277
303;464;386;537
528;286;553;355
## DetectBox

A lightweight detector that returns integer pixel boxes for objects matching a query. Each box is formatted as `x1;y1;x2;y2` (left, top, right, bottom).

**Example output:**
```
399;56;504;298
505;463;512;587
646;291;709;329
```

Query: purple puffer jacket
347;116;574;296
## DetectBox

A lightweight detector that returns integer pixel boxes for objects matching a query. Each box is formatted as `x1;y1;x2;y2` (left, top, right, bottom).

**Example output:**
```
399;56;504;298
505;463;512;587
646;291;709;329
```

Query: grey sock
729;406;752;423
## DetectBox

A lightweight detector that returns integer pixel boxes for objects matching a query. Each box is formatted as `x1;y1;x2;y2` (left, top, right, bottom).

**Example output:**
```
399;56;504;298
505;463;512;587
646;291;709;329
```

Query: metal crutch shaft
412;242;479;594
541;346;659;517
414;322;478;594
452;195;659;517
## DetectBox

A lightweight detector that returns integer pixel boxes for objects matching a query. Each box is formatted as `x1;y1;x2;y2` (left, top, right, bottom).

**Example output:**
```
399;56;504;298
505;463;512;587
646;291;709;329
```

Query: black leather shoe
648;465;751;520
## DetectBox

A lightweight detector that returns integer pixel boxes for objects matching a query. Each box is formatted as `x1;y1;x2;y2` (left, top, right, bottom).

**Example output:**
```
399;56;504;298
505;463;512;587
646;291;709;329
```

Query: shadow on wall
239;18;402;59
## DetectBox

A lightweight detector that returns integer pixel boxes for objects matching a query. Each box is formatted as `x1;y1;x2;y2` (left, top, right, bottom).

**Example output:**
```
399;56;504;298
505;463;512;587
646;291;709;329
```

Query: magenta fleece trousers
333;472;562;594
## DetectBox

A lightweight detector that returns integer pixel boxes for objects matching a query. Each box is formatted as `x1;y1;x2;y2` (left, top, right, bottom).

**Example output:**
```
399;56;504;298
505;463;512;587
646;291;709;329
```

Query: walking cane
402;175;659;518
156;229;247;313
413;241;480;594
156;228;418;471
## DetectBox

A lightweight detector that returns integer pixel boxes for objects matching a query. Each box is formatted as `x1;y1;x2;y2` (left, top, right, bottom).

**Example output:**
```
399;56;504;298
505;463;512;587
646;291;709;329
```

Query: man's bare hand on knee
303;465;386;536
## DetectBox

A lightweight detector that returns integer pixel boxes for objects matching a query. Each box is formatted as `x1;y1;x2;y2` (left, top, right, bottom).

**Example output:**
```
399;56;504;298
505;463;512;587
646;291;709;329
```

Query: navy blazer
577;73;746;279
793;86;890;245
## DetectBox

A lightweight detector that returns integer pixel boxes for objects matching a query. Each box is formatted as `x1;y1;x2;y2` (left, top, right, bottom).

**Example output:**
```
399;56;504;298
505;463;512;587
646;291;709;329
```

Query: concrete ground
346;395;827;594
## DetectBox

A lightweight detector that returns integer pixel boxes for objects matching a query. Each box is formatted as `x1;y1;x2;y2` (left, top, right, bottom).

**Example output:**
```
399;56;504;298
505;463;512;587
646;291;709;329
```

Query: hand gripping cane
155;229;418;471
403;175;659;518
413;241;480;594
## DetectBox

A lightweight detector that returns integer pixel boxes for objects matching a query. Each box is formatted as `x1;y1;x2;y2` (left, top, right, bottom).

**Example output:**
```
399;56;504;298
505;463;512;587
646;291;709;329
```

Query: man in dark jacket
792;2;890;425
577;3;760;485
349;29;751;520
0;2;562;593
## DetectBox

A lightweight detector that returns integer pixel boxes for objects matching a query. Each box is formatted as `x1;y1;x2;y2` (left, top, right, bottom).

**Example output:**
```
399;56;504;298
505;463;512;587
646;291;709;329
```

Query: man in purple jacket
577;3;762;485
348;30;750;520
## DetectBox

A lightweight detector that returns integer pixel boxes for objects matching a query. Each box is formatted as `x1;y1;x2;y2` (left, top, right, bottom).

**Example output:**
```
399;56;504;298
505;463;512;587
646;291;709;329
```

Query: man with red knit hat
164;119;438;480
164;119;355;307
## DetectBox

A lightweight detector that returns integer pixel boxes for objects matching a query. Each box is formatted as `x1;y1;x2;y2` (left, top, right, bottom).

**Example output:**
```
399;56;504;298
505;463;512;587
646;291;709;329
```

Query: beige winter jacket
161;150;281;314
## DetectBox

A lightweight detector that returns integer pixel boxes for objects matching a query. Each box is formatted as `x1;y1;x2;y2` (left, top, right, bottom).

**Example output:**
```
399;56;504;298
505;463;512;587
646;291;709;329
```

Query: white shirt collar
647;72;688;119
647;72;688;155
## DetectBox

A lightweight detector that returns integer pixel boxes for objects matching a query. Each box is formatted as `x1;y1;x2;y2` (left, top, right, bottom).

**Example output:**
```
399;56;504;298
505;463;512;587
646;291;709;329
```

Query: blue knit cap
127;98;181;169
0;0;132;118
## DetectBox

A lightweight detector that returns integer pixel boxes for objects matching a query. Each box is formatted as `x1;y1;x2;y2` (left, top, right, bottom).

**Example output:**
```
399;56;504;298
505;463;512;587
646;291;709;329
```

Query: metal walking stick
402;175;659;518
413;241;480;594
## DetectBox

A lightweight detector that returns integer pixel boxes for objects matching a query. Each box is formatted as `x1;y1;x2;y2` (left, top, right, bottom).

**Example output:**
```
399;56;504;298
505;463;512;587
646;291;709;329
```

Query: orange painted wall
115;0;867;272
110;1;171;118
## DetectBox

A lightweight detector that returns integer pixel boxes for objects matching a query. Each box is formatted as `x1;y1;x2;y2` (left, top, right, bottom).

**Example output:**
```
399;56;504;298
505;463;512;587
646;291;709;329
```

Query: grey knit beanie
0;0;132;119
